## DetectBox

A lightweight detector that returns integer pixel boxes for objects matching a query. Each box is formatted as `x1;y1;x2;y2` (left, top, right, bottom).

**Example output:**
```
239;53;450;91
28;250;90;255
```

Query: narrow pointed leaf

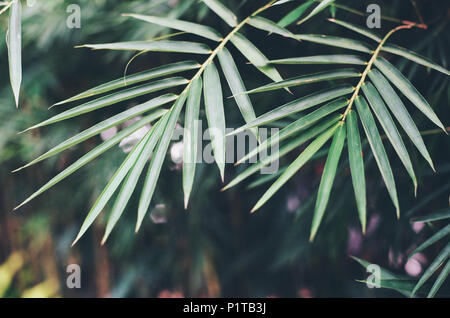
410;224;450;257
25;78;187;131
427;260;450;298
355;96;400;217
183;77;202;209
202;0;238;27
368;69;434;170
123;14;222;41
277;1;313;28
412;243;450;296
412;208;450;223
346;110;366;233
137;93;187;231
362;82;417;192
328;18;382;42
295;34;373;53
270;54;366;65
297;0;335;25
72;128;152;245
14;115;160;210
251;124;339;213
230;85;353;136
53;61;200;106
80;40;211;54
7;0;21;107
374;57;446;132
217;47;257;137
235;99;347;165
203;62;226;180
230;32;285;83
248;16;293;38
245;69;360;94
102;119;168;243
310;122;346;241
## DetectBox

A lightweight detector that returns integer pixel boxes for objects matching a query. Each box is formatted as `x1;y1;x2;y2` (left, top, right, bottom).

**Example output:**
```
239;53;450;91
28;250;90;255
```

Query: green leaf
72;126;153;245
244;69;360;94
24;78;188;131
251;123;339;213
202;0;238;27
7;0;21;107
248;16;294;38
217;47;257;138
297;0;335;25
14;115;159;210
15;95;175;171
374;57;446;132
53;61;200;106
223;115;340;191
80;40;212;54
368;69;434;170
234;99;347;165
230;85;353;136
230;32;285;83
352;256;411;280
102;118;169;244
136;92;187;232
310;122;346;241
123;14;222;41
183;77;202;209
328;18;382;42
277;1;314;28
203;62;226;181
410;224;450;257
362;82;417;194
355;96;400;217
412;243;450;296
412;208;450;223
427;260;450;298
270;54;366;65
295;34;373;53
346;110;366;233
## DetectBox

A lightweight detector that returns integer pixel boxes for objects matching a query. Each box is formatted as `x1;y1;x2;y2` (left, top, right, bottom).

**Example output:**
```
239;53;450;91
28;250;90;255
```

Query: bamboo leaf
183;77;202;209
244;69;360;94
346;110;366;233
412;208;450;223
14;115;159;210
72;127;153;245
270;54;366;65
410;224;450;257
295;34;373;53
230;32;285;83
80;40;212;54
53;61;200;106
16;95;174;171
223;115;340;191
102;118;169;244
203;62;226;181
202;0;238;27
362;82;417;193
374;57;446;132
136;92;187;231
123;14;222;41
310;122;346;241
7;0;21;107
412;243;450;297
230;85;353;136
217;47;258;138
251;123;339;213
368;69;434;170
355;96;400;217
235;99;347;165
328;18;382;42
427;260;450;298
248;16;294;38
277;1;314;28
297;0;335;25
24;78;188;131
